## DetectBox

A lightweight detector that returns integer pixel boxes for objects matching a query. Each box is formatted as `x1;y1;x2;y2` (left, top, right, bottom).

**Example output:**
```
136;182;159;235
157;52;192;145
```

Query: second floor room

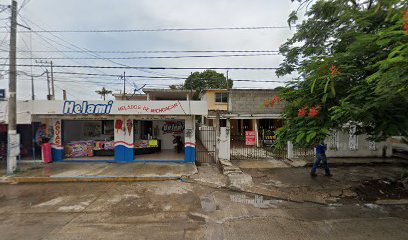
201;88;285;114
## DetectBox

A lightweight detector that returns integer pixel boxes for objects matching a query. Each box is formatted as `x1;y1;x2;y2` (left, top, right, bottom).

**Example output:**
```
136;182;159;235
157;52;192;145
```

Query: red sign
54;120;61;146
117;103;179;113
245;131;256;146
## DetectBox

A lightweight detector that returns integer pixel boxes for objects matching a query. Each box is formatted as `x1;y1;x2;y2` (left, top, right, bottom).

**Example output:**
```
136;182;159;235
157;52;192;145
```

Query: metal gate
230;134;287;160
195;125;216;163
0;138;6;168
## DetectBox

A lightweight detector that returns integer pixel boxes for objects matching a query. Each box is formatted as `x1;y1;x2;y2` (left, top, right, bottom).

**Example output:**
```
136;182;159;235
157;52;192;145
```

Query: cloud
0;0;299;100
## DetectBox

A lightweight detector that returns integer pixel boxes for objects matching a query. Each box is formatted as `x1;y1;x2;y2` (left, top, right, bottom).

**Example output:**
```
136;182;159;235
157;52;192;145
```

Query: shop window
62;120;115;160
220;119;227;127
215;93;228;103
102;120;114;135
141;121;153;139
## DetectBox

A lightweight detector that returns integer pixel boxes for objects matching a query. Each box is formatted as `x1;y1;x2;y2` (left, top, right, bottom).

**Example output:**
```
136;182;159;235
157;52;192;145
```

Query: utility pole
226;70;229;88
46;69;51;100
31;75;34;100
123;72;126;97
7;0;18;174
36;60;54;100
121;72;126;99
50;61;54;96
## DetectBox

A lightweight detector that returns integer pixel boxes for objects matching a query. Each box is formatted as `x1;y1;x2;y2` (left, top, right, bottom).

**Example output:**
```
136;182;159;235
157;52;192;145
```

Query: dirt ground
240;164;407;204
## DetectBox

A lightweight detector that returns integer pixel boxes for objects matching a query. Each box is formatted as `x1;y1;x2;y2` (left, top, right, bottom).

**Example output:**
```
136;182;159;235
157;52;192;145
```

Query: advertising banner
245;131;256;146
31;100;208;116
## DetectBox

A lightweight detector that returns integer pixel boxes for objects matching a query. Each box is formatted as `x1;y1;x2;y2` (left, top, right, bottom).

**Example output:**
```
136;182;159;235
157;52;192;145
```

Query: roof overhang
218;113;282;119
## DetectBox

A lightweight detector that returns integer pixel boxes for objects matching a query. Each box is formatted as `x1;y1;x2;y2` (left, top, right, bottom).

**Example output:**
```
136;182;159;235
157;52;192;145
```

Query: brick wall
229;90;285;114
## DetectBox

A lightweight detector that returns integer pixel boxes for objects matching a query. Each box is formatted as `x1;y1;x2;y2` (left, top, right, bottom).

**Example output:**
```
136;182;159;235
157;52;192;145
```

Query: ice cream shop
30;96;207;163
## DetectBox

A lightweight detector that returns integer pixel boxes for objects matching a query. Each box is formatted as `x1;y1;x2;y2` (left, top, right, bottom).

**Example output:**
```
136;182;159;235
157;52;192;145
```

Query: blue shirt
316;144;327;155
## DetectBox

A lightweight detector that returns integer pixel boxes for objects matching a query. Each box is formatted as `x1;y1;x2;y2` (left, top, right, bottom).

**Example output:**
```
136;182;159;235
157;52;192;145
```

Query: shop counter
134;139;161;155
93;141;114;156
64;141;93;158
64;140;114;158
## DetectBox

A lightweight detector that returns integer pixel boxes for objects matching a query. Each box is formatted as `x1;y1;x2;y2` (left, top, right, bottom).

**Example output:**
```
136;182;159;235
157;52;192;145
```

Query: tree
275;0;408;147
95;87;112;101
169;84;184;90
184;70;233;99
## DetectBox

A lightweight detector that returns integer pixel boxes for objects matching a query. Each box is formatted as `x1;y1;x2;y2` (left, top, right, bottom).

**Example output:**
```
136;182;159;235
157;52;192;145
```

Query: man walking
310;142;332;177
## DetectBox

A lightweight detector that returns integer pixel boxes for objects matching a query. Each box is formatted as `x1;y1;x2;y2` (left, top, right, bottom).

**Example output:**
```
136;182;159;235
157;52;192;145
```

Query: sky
0;0;300;100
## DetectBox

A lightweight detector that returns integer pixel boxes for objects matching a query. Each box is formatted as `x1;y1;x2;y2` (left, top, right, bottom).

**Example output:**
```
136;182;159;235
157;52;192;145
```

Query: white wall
0;101;32;124
218;127;230;160
153;120;185;150
325;130;392;158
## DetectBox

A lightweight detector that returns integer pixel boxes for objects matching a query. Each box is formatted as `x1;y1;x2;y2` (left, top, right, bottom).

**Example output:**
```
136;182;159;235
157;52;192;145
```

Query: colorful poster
126;119;133;136
162;121;185;134
245;131;256;146
64;141;93;158
263;129;275;146
115;119;123;133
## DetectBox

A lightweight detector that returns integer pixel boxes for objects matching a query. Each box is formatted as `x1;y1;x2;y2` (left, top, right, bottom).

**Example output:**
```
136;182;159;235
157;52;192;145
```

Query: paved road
1;176;408;240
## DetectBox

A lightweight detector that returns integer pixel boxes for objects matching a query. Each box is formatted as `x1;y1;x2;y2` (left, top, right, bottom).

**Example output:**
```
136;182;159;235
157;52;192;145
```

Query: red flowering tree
274;0;408;147
297;107;306;117
308;106;320;118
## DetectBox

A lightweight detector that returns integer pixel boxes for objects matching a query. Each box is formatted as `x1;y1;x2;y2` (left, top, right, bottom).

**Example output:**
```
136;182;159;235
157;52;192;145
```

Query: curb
4;176;181;184
304;160;408;168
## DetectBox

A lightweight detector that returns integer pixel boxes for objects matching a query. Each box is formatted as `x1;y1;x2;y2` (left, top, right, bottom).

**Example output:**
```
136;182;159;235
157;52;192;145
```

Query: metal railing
230;135;287;160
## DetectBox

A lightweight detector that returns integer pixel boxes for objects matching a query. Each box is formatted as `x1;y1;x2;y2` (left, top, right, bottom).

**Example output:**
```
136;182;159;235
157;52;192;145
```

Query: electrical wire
0;5;10;14
0;53;281;60
17;14;187;79
10;25;295;33
18;0;32;13
1;49;280;54
0;25;9;76
0;63;280;70
16;14;134;87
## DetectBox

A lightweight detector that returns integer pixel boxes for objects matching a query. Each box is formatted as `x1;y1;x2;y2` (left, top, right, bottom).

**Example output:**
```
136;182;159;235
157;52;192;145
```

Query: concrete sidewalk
1;162;197;183
215;158;408;204
233;157;407;169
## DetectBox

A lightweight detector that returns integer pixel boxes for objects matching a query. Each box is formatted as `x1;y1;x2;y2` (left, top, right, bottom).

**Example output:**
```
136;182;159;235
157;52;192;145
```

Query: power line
18;71;287;83
16;14;146;86
0;5;10;14
18;0;32;13
51;71;287;83
54;82;79;99
18;77;185;87
53;71;186;79
0;23;9;76
1;63;280;70
9;25;295;33
17;14;189;79
1;49;280;53
0;53;280;60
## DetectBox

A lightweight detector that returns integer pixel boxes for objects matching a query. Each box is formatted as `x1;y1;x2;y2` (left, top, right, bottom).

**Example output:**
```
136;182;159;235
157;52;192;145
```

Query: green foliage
184;70;233;100
95;87;112;101
275;0;408;147
169;84;184;90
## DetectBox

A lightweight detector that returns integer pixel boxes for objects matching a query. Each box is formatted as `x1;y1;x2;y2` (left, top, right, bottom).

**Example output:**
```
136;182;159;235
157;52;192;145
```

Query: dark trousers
310;153;330;175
